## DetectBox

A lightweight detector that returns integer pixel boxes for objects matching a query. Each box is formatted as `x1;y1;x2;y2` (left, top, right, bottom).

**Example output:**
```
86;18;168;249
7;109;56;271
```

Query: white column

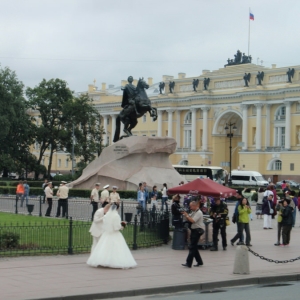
285;101;292;149
241;104;248;150
167;110;174;138
120;122;124;135
102;115;107;145
255;103;263;151
157;110;162;137
191;108;197;151
176;110;181;148
111;115;116;143
265;104;271;148
201;106;210;151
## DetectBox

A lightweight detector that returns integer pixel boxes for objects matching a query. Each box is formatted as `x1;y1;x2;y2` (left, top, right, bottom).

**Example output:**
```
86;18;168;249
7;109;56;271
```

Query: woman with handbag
262;194;274;229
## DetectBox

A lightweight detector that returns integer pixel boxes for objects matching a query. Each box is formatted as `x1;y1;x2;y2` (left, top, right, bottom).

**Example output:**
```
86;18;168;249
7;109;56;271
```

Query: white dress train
87;208;137;269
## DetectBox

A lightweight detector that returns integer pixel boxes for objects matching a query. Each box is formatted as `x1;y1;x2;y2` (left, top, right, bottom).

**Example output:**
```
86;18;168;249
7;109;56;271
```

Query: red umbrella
167;178;237;198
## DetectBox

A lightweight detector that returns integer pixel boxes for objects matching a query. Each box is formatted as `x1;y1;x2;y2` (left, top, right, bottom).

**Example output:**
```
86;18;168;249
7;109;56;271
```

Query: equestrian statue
113;76;158;142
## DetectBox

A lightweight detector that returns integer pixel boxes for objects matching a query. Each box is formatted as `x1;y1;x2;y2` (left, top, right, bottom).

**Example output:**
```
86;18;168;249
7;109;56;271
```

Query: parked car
276;180;300;189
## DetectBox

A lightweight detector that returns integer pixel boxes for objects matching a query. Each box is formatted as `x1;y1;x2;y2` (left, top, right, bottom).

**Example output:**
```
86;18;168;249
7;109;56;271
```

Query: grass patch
0;212;166;256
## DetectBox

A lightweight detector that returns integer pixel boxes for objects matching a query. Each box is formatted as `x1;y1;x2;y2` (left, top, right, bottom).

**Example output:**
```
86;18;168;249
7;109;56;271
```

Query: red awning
167;178;237;198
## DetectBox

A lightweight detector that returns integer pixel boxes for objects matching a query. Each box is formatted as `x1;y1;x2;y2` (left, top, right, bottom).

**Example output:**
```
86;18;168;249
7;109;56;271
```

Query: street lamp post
224;123;237;186
71;123;74;178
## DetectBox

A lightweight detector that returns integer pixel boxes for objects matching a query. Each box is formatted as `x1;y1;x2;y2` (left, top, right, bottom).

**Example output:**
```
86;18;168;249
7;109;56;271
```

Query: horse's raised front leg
150;107;157;121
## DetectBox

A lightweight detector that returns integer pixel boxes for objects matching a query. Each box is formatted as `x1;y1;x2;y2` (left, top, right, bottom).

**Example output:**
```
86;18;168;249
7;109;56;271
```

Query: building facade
88;63;300;182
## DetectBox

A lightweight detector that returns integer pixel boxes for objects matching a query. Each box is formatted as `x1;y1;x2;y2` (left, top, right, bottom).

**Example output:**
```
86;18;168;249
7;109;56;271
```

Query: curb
35;273;300;300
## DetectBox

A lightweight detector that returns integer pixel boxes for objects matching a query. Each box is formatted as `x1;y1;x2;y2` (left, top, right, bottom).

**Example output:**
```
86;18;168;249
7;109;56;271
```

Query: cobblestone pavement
0;209;299;300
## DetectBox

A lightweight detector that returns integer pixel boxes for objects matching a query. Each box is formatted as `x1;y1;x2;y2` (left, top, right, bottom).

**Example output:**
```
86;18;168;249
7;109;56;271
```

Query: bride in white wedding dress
87;204;137;269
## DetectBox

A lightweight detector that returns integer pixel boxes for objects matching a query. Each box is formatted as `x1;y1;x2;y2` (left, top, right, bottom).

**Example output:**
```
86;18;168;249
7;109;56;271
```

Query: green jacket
238;205;251;223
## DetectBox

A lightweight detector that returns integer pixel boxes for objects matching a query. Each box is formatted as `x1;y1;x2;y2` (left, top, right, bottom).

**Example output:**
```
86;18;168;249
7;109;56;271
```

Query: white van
230;170;268;186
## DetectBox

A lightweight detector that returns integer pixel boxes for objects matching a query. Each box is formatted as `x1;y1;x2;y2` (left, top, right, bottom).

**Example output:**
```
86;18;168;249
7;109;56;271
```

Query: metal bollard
233;245;250;274
39;195;42;217
15;196;18;214
133;215;138;250
121;200;124;221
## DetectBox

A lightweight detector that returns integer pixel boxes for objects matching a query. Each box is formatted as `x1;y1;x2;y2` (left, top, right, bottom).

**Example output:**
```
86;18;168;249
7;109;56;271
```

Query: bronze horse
113;78;157;142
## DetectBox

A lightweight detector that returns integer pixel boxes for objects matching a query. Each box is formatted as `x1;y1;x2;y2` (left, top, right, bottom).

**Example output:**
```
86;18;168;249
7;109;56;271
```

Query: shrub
0;232;20;249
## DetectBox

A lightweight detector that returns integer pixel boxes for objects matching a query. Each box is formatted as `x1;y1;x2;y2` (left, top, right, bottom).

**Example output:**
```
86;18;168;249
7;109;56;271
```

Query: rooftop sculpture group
225;50;252;67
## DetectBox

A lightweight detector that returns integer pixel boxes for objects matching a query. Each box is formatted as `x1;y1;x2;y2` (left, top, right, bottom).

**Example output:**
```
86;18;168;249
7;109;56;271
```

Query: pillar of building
201;106;210;151
157;110;163;137
191;108;197;151
102;115;108;145
255;103;263;151
176;110;181;148
285;101;292;149
241;104;248;150
167;109;174;138
265;104;271;148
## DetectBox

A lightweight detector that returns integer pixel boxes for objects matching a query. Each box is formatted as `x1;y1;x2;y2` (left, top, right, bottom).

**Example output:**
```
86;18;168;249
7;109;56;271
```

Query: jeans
276;222;283;243
186;229;203;267
292;209;296;227
237;222;251;245
161;197;168;211
22;194;29;207
16;193;24;207
137;200;146;215
231;222;244;243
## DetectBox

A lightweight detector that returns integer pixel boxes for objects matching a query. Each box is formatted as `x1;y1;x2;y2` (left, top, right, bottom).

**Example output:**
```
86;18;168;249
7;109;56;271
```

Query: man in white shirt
89;204;111;253
91;183;100;221
109;186;120;204
45;182;53;217
56;181;69;218
101;184;110;207
181;200;204;268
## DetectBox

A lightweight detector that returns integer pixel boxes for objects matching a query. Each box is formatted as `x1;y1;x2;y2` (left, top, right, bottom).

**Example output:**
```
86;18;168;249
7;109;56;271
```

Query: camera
179;207;190;213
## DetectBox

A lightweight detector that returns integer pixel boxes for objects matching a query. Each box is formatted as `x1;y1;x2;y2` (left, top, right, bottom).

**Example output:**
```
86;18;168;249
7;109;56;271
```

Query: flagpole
248;7;250;56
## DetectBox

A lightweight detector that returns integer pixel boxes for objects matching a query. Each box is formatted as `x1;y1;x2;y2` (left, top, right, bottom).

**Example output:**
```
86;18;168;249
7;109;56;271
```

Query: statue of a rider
121;76;139;115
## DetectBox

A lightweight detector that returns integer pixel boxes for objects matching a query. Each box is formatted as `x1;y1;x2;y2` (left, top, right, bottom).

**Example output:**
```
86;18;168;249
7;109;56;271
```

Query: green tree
0;65;36;177
63;93;106;165
26;78;73;179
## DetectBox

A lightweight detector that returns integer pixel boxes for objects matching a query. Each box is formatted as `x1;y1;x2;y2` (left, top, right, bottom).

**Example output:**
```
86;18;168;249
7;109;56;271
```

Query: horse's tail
113;115;121;143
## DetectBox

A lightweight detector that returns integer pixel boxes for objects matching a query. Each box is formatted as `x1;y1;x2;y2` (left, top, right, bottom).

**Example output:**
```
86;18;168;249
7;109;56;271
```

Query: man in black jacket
210;198;228;251
281;199;294;246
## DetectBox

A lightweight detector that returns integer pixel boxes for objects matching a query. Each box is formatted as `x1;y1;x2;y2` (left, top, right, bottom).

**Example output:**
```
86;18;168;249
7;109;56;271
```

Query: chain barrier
247;246;300;264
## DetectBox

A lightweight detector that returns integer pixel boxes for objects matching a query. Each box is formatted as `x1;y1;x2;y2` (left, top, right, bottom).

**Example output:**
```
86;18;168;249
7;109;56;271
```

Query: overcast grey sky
0;0;299;93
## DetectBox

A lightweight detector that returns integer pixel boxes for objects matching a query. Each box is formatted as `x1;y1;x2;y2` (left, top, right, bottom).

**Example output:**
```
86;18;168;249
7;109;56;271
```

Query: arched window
184;112;192;124
275;106;286;120
179;159;188;165
272;160;282;170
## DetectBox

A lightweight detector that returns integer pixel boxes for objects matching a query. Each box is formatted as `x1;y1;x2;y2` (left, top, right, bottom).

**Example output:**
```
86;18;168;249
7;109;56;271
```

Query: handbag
194;228;204;236
232;213;237;224
225;216;230;226
268;201;274;214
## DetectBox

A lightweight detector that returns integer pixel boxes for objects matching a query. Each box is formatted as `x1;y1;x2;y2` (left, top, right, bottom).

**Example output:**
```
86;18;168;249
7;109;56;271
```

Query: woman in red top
16;181;25;207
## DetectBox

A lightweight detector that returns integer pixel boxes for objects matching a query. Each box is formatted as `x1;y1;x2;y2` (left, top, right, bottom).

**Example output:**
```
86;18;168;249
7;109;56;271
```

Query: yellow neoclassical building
87;63;300;182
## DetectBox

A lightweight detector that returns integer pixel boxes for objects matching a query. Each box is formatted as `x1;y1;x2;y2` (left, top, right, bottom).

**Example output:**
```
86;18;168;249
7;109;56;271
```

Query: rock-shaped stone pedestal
70;136;184;190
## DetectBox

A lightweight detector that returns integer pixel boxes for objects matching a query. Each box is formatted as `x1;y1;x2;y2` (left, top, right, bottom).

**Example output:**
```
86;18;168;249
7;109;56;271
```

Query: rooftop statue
169;81;175;93
203;78;210;90
192;79;199;92
225;50;252;67
243;73;251;87
159;82;165;94
287;68;295;83
113;76;157;142
256;71;264;85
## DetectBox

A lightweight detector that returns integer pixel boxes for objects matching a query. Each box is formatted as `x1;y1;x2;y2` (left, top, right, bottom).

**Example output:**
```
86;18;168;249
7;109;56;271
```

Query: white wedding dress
87;207;137;269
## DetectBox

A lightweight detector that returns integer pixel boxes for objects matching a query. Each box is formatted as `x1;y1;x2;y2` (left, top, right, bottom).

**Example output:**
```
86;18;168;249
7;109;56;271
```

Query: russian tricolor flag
249;9;254;20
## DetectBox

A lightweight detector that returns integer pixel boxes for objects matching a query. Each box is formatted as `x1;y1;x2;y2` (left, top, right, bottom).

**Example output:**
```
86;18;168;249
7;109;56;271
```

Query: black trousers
282;225;292;245
213;221;227;248
45;198;53;216
56;198;68;217
91;202;98;220
186;229;203;267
